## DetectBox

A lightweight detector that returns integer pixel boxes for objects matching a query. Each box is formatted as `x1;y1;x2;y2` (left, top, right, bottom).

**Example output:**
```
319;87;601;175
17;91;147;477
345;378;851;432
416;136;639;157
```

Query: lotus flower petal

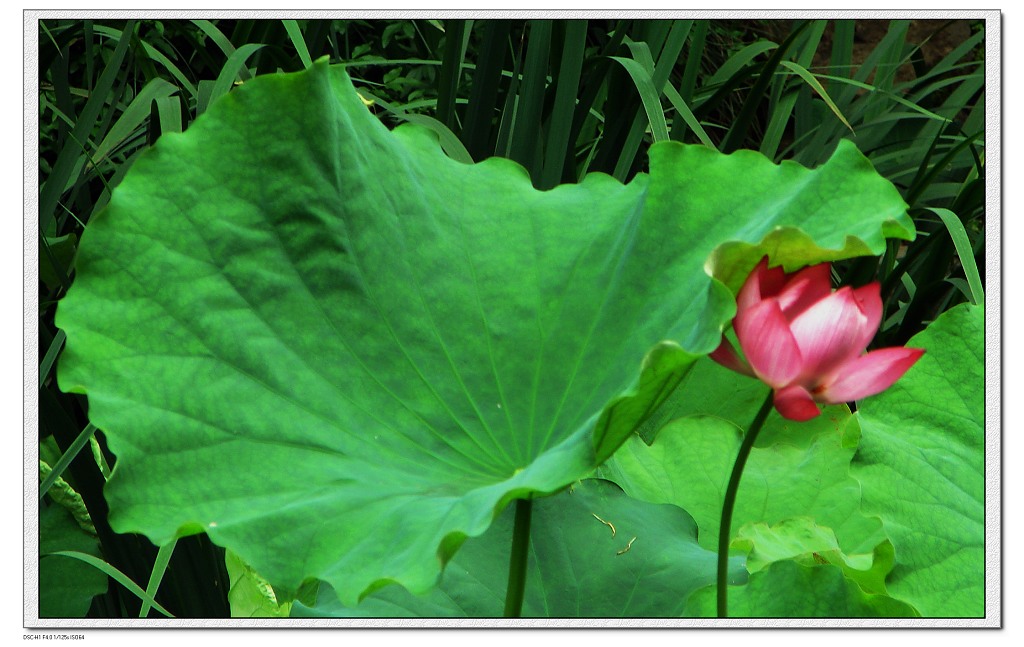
735;300;803;388
736;259;784;319
820;347;927;403
849;282;884;352
773;262;833;320
773;384;821;421
788;287;872;380
709;337;755;378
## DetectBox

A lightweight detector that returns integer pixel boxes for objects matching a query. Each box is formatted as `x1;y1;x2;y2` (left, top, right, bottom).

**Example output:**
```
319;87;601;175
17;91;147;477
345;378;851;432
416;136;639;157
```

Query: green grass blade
45;551;175;618
156;95;183;135
140;539;178;618
906;130;983;206
282;20;313;69
38;329;66;391
930;207;984;306
82;20;95;91
192;19;253;81
610;56;669;142
436;19;472;130
721;21;810;153
91;78;180;167
678;20;708;103
663;81;714;148
207;43;266;109
540;20;587;189
778;60;853;133
508;20;553;178
461;20;512;160
360;90;473;164
494;32;525;158
39;20;135;233
760;20;827;158
39;423;95;500
810;73;950;123
609;21;690;179
91;24;199;98
704;40;778;90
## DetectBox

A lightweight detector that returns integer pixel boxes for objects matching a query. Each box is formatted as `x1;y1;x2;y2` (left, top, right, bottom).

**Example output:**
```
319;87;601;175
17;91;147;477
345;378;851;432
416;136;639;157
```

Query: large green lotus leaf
292;479;746;617
56;60;912;605
851;303;985;617
684;560;919;618
599;359;886;557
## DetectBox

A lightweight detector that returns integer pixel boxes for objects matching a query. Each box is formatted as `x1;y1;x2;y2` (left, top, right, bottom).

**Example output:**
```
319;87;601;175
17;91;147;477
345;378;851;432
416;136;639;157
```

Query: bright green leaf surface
600;359;885;557
852;304;985;617
292;479;745;617
57;61;912;606
734;517;895;595
225;549;292;618
39;503;107;618
685;560;919;618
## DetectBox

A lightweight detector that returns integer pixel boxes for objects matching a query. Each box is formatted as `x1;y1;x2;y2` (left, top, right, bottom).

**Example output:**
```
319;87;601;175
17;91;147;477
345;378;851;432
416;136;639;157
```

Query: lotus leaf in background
292;479;747;617
852;303;985;617
56;59;913;607
684;560;919;618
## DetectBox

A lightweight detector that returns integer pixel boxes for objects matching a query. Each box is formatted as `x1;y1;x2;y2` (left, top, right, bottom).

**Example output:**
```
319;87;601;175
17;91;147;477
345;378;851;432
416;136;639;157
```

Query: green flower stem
503;496;533;618
717;389;775;618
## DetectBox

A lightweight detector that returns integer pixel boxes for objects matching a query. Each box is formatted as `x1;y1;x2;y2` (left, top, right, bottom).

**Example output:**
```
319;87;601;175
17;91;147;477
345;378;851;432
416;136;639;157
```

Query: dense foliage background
36;17;985;619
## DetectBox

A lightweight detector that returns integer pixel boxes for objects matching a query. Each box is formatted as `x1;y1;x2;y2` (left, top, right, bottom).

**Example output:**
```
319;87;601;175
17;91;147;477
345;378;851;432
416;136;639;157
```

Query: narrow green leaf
39;329;67;391
196;79;215;116
209;43;266;106
461;20;511;160
91;24;199;98
703;40;778;90
39;423;96;500
90;78;180;166
663;82;714;148
45;551;176;618
155;95;182;135
906;130;983;206
810;74;950;122
609;56;669;142
609;22;691;179
722;22;811;153
508;20;552;177
39;20;134;232
282;20;313;69
539;20;587;189
359;90;473;164
192;19;253;81
678;21;708;103
436;19;472;130
778;60;853;133
930;208;984;306
494;34;525;158
139;539;178;618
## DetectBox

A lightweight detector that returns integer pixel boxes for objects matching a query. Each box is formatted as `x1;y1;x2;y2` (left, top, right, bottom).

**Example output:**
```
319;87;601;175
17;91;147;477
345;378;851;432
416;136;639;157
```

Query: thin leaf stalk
717;389;775;618
503;496;533;618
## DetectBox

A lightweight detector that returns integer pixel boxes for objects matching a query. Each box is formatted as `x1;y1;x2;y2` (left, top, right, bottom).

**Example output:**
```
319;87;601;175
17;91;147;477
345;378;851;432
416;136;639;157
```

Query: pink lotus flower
710;258;925;421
